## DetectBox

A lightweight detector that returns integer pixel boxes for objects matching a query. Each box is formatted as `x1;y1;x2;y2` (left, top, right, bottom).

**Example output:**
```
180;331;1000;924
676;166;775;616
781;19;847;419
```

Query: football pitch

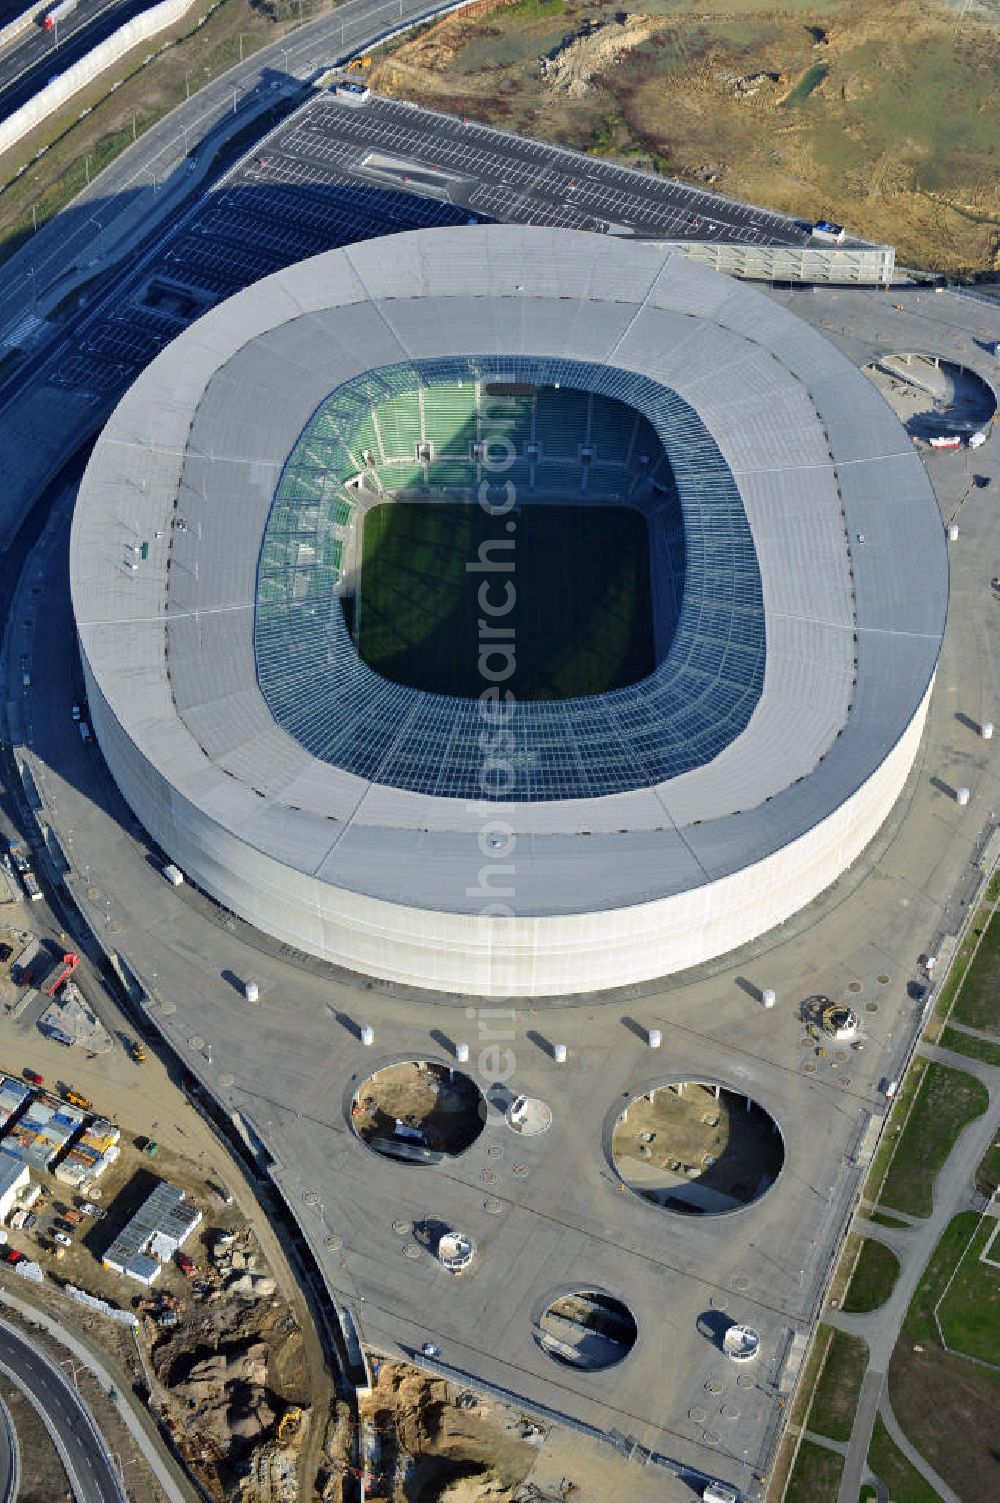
356;501;654;700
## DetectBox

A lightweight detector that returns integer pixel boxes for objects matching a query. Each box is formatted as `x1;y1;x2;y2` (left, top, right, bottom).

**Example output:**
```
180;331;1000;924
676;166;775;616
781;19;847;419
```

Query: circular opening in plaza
350;1060;486;1165
537;1289;638;1371
611;1080;784;1215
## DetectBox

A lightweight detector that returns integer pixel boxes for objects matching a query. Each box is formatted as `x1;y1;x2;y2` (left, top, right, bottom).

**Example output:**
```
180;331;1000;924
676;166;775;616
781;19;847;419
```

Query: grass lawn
976;1139;1000;1198
937;1218;1000;1362
867;1415;943;1503
938;1025;1000;1068
783;1438;844;1503
357;501;653;699
948;900;1000;1033
889;1342;1000;1501
905;1213;978;1344
843;1239;901;1313
807;1326;869;1444
878;1062;989;1218
867;1210;912;1230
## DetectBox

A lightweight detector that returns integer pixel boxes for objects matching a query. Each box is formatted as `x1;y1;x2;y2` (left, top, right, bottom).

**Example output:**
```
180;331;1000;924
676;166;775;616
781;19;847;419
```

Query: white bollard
956;786;971;806
981;721;994;740
761;988;776;1009
455;1041;470;1063
360;1025;375;1046
947;523;959;542
647;1028;662;1049
244;980;259;1003
553;1043;567;1063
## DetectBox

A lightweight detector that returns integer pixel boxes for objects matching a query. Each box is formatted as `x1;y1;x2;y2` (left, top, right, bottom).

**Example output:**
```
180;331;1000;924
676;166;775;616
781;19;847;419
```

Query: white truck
162;863;184;887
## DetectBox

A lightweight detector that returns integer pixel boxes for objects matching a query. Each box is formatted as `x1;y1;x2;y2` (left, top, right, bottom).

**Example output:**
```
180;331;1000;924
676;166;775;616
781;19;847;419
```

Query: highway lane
0;1391;18;1503
0;1318;126;1503
0;0;165;122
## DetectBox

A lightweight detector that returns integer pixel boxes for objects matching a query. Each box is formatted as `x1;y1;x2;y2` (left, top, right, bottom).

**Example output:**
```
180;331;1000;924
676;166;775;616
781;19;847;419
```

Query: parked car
209;1182;234;1206
23;1214;36;1231
80;1202;105;1220
3;1249;24;1266
0;944;12;963
53;1232;72;1248
135;1137;158;1156
22;1069;43;1086
175;1252;196;1278
71;704;82;721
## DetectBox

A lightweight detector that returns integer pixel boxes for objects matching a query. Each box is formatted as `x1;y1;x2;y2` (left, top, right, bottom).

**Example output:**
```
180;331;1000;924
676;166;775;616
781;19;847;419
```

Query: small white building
102;1181;202;1285
0;1151;30;1224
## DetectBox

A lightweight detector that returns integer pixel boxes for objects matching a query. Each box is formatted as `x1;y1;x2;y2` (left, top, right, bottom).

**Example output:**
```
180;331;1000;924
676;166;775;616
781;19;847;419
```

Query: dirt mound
541;16;661;98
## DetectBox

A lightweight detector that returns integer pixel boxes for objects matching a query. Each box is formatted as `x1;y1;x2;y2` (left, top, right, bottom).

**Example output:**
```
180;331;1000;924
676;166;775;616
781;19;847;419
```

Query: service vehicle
7;839;30;874
62;1088;92;1111
22;1069;43;1086
41;0;77;29
161;863;184;887
22;871;42;902
135;1136;158;1156
130;1040;147;1063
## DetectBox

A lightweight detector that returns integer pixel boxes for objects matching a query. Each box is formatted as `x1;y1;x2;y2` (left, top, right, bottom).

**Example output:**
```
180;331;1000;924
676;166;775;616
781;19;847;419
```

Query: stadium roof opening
254;356;765;801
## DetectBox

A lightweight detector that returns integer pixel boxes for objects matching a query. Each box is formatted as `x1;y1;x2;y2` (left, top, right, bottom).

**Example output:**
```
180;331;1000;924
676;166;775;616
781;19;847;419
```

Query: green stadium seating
375;392;422;459
423;383;478;455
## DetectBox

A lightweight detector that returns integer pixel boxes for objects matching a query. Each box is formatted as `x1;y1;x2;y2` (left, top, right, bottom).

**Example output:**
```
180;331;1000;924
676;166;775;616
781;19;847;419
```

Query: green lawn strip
865;1059;927;1201
936;1218;1000;1363
938;1025;1000;1067
867;1415;943;1503
948;898;1000;1032
783;1438;844;1503
866;1210;911;1230
976;1139;1000;1198
932;904;990;1020
843;1239;901;1313
806;1326;869;1444
879;1062;989;1217
903;1212;978;1343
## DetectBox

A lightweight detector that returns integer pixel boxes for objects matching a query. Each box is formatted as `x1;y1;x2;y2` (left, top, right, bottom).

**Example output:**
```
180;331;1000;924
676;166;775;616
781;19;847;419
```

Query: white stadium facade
70;225;948;997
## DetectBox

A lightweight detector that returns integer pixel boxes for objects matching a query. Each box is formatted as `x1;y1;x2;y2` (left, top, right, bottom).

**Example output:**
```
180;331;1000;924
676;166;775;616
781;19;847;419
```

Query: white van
703;1484;739;1503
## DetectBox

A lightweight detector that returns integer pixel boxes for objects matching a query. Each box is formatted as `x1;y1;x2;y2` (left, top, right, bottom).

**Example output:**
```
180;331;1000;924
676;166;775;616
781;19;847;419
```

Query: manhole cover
705;1379;724;1395
486;1145;503;1159
392;1220;411;1236
483;1198;504;1215
107;920;119;933
481;1169;498;1185
803;1062;816;1073
87;886;100;901
722;1405;740;1420
703;1429;721;1446
326;1234;342;1250
842;1077;852;1088
189;1035;204;1051
512;1163;529;1177
865;1002;879;1013
689;1407;708;1423
302;1191;318;1207
218;1072;234;1088
848;981;862;992
737;1374;754;1389
403;1243;421;1259
878;974;891;985
732;1276;751;1292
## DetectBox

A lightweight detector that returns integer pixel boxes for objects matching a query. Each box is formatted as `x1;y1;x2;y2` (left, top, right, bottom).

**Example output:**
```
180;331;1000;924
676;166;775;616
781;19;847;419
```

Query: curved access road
0;1391;19;1503
0;1318;126;1503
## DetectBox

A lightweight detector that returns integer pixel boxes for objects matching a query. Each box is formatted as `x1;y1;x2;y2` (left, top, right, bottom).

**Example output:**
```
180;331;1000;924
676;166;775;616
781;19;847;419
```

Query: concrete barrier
0;3;38;58
0;0;199;160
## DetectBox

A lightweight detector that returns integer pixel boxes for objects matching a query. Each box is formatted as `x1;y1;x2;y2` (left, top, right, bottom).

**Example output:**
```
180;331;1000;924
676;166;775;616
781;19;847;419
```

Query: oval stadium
69;225;948;997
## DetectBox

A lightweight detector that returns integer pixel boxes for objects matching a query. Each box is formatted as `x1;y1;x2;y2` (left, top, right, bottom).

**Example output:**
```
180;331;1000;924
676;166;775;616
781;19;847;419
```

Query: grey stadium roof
70;225;947;918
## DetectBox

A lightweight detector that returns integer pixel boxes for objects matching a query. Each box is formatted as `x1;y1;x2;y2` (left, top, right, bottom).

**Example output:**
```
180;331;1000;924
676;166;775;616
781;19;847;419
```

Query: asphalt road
0;1318;126;1503
0;1391;17;1503
0;0;163;123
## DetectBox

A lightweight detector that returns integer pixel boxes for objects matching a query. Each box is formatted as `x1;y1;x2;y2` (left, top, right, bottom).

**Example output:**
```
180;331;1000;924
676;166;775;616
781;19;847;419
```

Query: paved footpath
827;1042;1000;1503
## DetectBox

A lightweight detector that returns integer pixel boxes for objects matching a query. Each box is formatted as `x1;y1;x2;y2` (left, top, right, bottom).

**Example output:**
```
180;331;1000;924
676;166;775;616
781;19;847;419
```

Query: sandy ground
369;0;1000;274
